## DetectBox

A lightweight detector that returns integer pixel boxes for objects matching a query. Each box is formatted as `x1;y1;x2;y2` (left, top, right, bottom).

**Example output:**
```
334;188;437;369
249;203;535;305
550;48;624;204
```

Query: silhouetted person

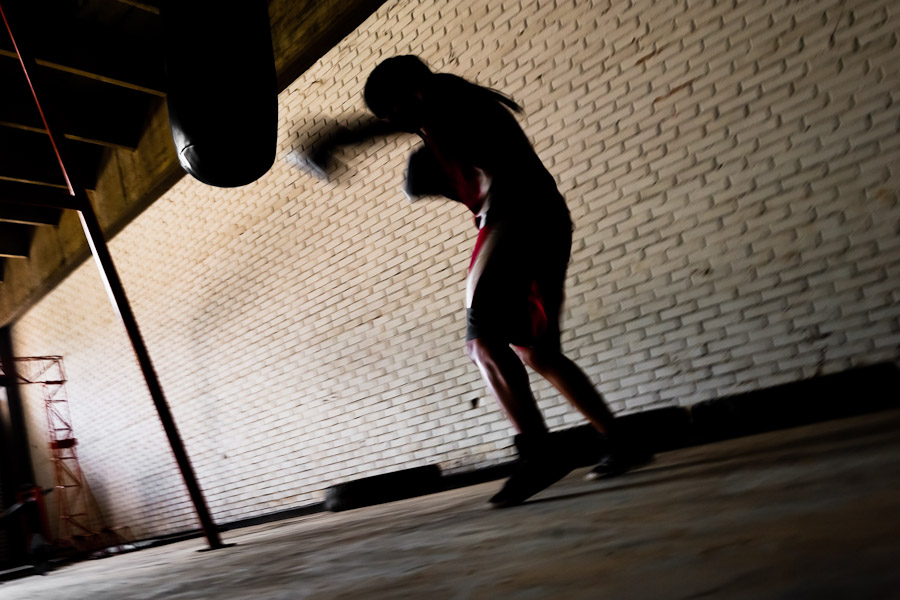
308;55;651;507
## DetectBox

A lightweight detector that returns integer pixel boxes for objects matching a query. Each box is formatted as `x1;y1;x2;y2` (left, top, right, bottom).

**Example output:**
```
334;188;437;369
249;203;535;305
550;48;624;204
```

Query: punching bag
161;1;277;188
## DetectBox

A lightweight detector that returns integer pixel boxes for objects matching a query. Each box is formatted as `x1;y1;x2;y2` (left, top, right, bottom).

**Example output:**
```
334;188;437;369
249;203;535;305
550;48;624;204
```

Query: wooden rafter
0;180;83;211
0;202;61;225
0;223;32;258
0;128;104;190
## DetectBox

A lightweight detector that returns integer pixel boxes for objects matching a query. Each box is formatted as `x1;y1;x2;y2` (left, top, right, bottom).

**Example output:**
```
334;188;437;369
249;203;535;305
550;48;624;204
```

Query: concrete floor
2;410;899;600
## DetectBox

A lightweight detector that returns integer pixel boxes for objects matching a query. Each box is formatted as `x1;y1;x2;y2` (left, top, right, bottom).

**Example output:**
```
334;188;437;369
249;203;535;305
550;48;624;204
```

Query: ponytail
478;85;523;113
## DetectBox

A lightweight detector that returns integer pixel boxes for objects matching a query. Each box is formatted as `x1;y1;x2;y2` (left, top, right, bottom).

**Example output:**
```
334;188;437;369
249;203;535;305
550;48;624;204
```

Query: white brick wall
10;0;900;537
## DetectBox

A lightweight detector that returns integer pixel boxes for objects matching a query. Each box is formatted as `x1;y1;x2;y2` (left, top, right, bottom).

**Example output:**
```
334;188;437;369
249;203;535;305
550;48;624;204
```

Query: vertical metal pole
0;328;35;490
0;2;224;549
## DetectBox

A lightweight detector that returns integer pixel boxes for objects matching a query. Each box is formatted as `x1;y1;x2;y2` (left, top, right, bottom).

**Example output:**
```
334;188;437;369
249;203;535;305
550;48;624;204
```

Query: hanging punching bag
160;0;277;188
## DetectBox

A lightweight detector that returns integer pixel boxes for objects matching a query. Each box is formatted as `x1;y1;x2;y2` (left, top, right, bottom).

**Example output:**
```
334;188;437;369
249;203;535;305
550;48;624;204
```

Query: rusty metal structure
14;356;135;559
15;356;95;548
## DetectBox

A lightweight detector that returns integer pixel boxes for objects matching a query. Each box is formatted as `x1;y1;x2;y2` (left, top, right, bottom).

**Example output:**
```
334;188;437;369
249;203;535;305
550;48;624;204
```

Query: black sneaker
489;458;575;508
488;432;578;508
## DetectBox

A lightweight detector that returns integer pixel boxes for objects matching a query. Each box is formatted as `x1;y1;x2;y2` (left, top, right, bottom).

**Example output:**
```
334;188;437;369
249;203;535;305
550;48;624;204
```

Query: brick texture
10;0;900;538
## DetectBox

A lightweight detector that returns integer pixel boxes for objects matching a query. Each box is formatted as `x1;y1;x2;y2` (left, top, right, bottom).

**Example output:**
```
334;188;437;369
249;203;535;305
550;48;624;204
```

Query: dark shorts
465;199;572;348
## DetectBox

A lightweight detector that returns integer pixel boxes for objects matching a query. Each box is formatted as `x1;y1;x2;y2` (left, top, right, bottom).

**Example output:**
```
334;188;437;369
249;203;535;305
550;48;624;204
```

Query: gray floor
3;410;899;600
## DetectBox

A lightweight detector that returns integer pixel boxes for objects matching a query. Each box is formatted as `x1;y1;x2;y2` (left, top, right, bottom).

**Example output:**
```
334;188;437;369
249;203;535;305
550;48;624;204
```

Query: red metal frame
16;357;95;547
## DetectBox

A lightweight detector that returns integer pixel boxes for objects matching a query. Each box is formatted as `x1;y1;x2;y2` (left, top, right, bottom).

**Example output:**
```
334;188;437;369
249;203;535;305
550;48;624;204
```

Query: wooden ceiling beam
0;129;104;190
271;0;390;92
0;180;82;211
0;202;61;226
0;119;139;151
0;91;149;150
0;2;165;96
114;0;160;15
0;51;165;97
0;223;33;259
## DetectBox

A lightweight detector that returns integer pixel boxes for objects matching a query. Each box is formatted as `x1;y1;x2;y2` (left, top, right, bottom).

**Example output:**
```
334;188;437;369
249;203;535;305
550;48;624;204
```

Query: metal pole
0;1;225;549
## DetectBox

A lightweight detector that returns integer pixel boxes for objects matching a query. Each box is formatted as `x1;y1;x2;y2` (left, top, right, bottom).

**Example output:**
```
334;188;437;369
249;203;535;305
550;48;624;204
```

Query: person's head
364;55;433;132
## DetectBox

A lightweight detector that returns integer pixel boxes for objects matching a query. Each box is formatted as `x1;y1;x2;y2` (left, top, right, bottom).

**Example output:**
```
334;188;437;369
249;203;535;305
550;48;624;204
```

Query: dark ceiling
0;0;388;323
0;0;164;279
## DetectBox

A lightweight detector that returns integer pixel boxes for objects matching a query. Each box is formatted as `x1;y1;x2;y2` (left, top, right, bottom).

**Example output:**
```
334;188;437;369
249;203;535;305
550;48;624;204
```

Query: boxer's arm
302;117;404;178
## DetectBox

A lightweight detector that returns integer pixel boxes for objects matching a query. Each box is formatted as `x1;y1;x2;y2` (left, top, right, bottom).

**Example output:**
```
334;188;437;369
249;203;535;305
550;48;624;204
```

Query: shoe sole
583;455;655;481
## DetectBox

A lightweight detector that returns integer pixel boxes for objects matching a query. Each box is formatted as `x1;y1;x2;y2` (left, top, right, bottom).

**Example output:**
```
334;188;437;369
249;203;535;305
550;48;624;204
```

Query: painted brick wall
10;0;900;538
